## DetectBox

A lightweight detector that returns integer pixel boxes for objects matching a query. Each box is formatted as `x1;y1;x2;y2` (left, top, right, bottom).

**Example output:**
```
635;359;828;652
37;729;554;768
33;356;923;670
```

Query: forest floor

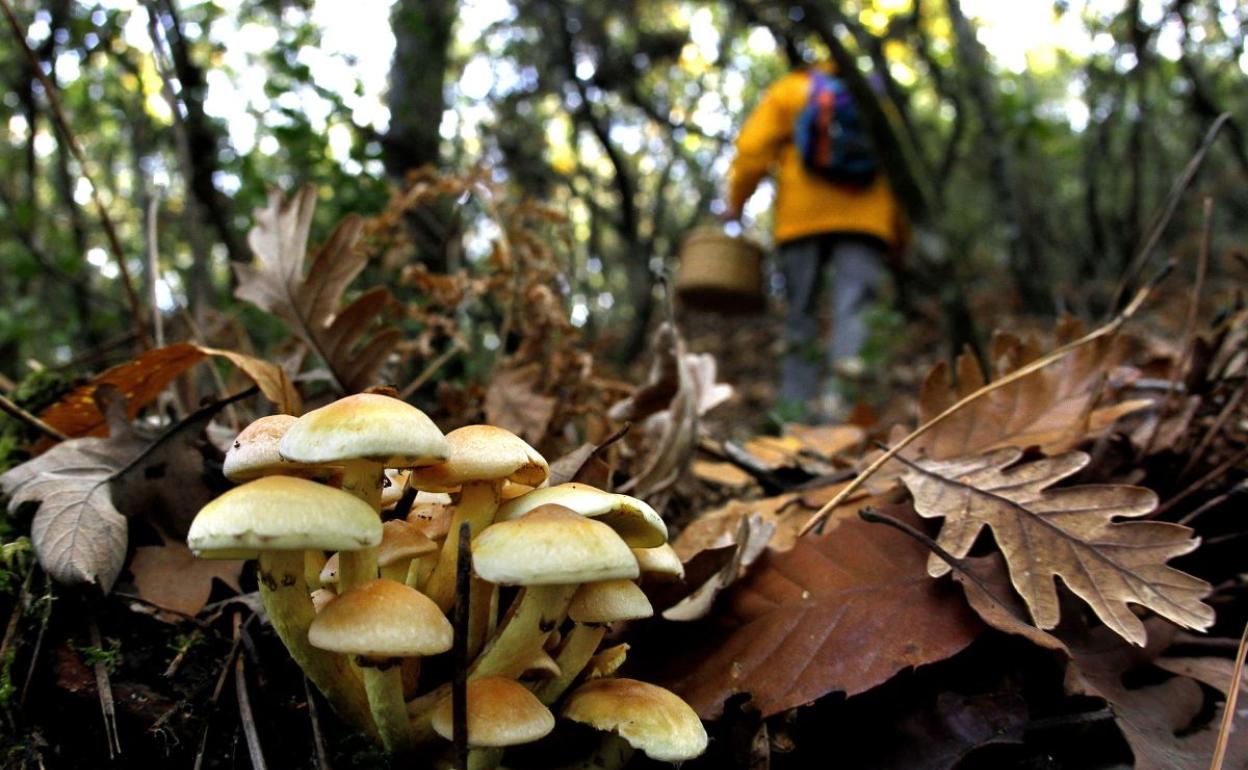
3;266;1247;770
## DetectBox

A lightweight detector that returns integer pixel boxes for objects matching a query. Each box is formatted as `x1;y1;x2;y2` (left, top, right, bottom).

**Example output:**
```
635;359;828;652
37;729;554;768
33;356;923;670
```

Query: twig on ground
0;0;149;348
234;613;268;770
192;612;244;770
799;269;1170;537
87;610;122;759
1179;378;1247;481
164;628;203;678
20;570;53;704
1177;480;1246;527
1209;619;1248;770
1109;113;1229;314
0;393;69;442
452;521;472;770
304;676;332;770
1145;196;1213;455
1158;445;1248;520
0;561;36;714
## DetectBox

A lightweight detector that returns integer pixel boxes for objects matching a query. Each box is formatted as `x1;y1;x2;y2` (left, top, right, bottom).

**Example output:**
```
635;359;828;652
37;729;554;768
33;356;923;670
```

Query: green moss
73;640;122;674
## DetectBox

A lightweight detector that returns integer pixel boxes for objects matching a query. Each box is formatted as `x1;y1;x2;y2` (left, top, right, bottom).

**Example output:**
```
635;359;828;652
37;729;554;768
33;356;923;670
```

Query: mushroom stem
553;734;635;770
361;663;416;753
407;683;450;743
467;577;495;659
425;481;502;610
404;554;437;589
467;747;504;770
469;584;577;679
305;550;327;588
337;463;384;592
257;550;374;737
533;623;607;706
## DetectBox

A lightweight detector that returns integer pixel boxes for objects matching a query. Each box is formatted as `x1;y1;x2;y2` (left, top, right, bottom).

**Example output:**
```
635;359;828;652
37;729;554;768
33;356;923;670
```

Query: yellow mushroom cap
431;676;555;747
472;505;639;586
562;678;708;762
585;644;629;680
408;424;549;489
377;519;438;566
307;579;452;658
278;393;448;468
632;543;685;580
223;415;313;481
187;476;381;557
568;579;654;624
496;483;667;548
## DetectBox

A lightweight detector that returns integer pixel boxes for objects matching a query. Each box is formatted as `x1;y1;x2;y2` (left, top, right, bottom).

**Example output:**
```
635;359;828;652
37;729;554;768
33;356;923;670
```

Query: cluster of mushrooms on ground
185;393;707;768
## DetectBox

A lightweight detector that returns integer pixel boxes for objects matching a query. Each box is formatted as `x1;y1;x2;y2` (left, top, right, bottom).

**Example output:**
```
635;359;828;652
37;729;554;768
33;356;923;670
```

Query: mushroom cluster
187;393;706;767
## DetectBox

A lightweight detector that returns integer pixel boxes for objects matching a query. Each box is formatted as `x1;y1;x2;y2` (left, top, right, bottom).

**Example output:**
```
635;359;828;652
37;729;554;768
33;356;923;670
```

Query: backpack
794;71;877;186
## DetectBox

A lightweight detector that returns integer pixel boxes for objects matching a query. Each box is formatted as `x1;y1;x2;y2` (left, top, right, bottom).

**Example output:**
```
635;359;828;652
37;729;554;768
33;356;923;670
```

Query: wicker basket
674;226;766;313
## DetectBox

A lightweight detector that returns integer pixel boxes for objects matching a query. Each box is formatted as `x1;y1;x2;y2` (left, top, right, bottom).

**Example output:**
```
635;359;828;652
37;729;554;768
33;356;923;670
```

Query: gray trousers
778;234;886;404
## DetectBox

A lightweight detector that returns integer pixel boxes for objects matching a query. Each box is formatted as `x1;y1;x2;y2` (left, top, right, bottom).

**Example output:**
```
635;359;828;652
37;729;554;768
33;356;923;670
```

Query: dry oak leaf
39;343;299;439
903;448;1213;646
235;185;400;394
1;433;142;591
913;317;1150;460
484;364;557;446
1065;620;1248;770
666;505;983;719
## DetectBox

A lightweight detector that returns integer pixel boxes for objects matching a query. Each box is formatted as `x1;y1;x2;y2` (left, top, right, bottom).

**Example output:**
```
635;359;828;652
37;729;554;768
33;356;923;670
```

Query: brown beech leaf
1065;620;1248;770
904;448;1213;646
666;505;983;719
235;185;400;394
39;343;299;438
913;317;1149;459
129;535;242;618
484;364;557;445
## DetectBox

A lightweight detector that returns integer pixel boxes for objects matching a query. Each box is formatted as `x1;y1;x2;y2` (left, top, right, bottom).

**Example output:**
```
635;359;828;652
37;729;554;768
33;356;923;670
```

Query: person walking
725;62;906;422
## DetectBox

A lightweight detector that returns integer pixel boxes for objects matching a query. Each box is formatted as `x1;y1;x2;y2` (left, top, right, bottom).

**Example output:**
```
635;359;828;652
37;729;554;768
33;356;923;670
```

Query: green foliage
73;640;122;674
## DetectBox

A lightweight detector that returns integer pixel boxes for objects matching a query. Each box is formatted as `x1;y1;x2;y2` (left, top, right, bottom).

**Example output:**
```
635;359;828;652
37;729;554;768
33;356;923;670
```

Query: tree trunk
384;0;457;272
945;0;1049;312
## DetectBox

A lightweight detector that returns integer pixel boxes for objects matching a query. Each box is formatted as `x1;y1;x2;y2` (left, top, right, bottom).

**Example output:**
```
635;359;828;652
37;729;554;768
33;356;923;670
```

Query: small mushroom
496;483;668;547
584;644;628;680
431;676;555;770
279;393;449;591
222;414;331;482
468;505;637;680
534;579;653;705
309;578;452;752
377;519;438;584
187;476;381;736
411;424;549;611
561;678;707;765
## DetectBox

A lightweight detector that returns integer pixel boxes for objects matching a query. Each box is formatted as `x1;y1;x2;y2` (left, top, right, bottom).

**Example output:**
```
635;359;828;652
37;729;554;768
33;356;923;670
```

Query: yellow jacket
728;68;904;247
